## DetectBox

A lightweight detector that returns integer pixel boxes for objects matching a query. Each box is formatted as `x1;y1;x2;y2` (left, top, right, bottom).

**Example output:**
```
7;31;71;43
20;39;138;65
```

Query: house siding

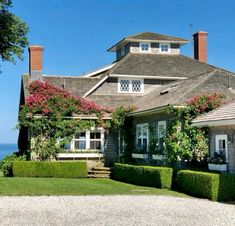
104;130;119;166
132;111;173;149
90;78;172;96
210;126;235;174
129;42;180;54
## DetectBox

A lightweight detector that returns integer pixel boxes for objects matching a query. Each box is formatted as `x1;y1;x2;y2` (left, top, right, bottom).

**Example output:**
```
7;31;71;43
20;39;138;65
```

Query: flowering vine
18;80;132;160
164;93;225;166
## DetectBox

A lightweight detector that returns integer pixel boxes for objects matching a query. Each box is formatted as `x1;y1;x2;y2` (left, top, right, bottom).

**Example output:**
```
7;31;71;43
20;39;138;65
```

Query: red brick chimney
28;45;44;80
193;31;208;63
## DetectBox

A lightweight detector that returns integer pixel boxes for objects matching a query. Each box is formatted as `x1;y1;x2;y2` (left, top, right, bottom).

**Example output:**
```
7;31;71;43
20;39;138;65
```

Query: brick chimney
193;31;208;63
28;45;44;80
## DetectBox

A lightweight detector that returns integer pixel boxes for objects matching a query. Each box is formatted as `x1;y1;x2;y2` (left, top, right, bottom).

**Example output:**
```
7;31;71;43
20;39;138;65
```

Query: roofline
192;118;235;127
109;74;188;80
82;63;116;77
128;104;187;117
107;38;189;52
34;115;112;120
82;75;109;98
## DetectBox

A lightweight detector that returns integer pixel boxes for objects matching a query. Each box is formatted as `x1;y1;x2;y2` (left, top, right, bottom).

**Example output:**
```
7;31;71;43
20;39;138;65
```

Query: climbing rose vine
165;93;225;165
18;81;131;160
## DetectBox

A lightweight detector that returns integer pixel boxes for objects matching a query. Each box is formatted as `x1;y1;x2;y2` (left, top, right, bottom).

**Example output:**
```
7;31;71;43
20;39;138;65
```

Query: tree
0;0;29;64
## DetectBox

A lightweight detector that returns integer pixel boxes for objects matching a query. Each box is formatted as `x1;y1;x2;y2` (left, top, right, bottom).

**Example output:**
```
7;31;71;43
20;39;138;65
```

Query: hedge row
114;163;173;189
12;161;87;178
177;170;235;201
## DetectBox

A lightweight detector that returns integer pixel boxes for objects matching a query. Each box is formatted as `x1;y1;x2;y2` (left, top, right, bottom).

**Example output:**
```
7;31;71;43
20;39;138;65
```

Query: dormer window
120;46;125;57
160;43;170;53
140;43;150;52
118;78;143;93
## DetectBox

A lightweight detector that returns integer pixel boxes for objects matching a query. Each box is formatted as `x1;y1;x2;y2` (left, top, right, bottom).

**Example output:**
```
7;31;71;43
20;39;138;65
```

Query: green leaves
0;0;29;64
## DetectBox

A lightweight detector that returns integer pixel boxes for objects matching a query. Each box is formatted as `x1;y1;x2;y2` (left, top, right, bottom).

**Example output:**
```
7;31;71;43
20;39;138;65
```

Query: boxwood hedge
177;170;235;201
114;163;173;189
12;161;87;178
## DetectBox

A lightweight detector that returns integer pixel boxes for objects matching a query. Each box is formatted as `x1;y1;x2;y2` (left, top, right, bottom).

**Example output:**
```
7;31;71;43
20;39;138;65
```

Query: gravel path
0;196;234;226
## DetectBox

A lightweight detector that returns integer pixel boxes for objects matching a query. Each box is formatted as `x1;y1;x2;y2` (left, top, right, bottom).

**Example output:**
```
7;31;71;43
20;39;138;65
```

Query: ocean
0;144;17;160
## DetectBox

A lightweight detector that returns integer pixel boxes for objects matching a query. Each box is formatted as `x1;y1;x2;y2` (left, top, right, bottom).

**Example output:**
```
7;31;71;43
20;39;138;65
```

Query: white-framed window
136;123;148;151
160;43;170;53
158;121;166;138
118;78;144;93
215;135;228;161
140;42;150;52
68;129;104;152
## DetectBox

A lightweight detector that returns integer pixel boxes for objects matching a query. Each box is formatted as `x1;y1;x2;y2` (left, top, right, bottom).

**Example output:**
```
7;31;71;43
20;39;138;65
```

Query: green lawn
0;177;189;197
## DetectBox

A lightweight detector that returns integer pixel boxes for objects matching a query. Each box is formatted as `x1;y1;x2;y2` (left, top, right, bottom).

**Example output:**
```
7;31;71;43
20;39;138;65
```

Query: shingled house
19;31;235;165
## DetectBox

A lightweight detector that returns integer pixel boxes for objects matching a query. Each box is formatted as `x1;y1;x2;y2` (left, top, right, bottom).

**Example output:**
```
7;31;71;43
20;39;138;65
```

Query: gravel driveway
0;195;234;226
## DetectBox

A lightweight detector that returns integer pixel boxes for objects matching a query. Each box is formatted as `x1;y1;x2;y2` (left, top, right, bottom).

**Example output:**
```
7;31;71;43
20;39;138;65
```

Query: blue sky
1;0;235;144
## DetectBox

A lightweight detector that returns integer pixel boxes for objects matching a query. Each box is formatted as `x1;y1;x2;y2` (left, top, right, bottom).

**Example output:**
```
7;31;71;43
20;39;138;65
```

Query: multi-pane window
132;80;141;92
120;80;129;92
215;135;228;161
160;44;170;53
140;43;150;52
119;78;143;93
67;130;104;151
136;123;148;151
74;132;86;150
90;131;101;150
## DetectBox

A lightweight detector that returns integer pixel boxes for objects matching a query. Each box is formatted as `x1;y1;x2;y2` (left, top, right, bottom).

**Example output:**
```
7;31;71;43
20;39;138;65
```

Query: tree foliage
0;0;29;63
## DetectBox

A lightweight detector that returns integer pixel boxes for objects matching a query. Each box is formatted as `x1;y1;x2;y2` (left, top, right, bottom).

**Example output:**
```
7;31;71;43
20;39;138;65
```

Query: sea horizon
0;143;18;160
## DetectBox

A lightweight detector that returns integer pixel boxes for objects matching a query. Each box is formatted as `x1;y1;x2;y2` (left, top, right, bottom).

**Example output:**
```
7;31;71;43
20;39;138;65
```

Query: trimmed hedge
177;170;235;201
12;161;87;178
114;163;173;189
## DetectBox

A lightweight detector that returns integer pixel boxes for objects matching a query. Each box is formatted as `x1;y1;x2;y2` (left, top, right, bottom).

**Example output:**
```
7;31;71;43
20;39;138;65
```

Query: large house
19;31;235;166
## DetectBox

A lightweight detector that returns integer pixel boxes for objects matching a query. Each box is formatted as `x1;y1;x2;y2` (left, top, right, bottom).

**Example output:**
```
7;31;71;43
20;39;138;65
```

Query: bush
114;163;173;189
12;161;87;178
177;170;235;201
0;153;26;176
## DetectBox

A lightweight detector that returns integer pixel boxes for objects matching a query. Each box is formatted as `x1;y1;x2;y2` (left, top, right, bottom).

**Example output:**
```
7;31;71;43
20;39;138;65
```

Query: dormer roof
107;32;189;52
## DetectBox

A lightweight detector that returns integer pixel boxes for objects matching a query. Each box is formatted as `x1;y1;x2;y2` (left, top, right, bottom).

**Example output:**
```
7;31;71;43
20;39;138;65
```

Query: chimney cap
28;45;44;50
193;31;208;37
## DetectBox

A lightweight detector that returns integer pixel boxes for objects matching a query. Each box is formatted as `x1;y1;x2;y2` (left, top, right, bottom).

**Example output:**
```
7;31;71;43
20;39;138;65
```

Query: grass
0;177;189;197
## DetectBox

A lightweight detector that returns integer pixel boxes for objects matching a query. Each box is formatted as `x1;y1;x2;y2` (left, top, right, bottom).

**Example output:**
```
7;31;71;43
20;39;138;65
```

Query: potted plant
208;152;227;172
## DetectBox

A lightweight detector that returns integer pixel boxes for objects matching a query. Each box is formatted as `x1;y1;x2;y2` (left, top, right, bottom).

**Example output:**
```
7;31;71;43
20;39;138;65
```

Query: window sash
69;130;104;152
118;78;143;93
136;123;148;151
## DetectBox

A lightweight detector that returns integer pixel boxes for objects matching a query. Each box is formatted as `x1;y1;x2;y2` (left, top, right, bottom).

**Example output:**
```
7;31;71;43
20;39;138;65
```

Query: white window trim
215;134;228;162
70;129;105;152
136;123;149;151
157;121;166;138
159;43;171;53
140;42;151;52
118;77;144;93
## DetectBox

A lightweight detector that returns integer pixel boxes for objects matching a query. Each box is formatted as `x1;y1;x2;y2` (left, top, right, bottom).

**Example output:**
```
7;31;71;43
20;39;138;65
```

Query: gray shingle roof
22;74;102;99
193;101;235;124
109;53;216;78
126;32;189;42
135;69;235;112
107;32;188;51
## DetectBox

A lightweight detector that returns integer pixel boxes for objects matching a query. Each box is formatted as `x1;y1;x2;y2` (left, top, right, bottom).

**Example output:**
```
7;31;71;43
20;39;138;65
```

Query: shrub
177;170;235;201
12;161;87;178
114;163;173;189
0;153;26;176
